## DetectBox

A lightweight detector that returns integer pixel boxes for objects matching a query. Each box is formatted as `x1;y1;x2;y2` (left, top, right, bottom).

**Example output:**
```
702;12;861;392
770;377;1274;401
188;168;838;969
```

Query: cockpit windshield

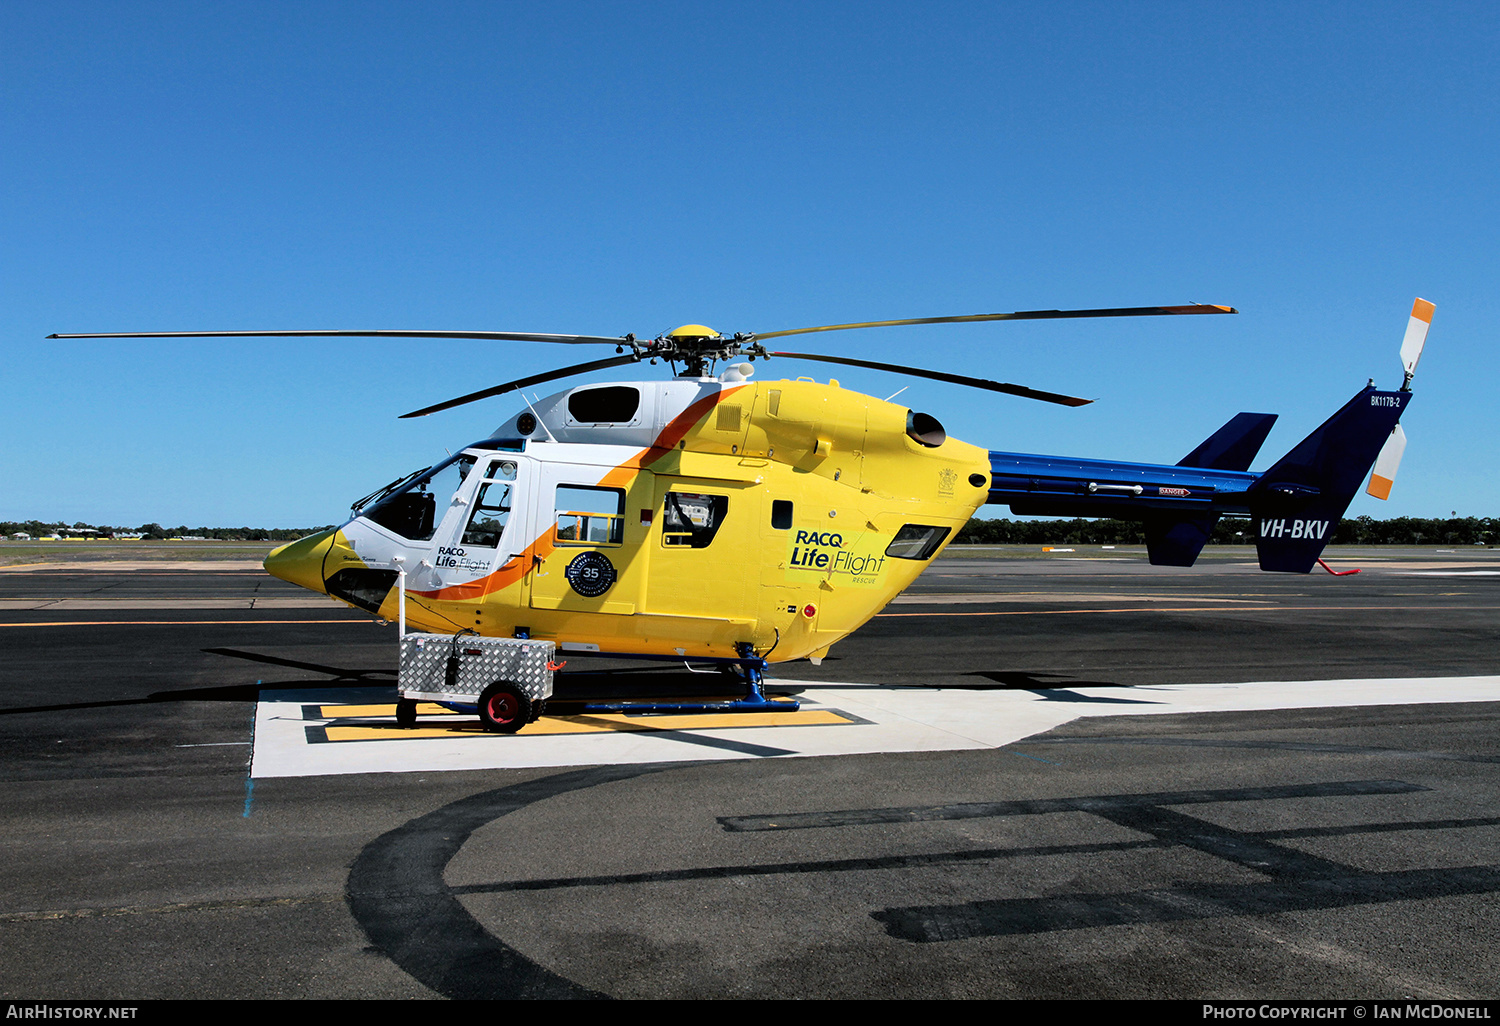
360;452;477;542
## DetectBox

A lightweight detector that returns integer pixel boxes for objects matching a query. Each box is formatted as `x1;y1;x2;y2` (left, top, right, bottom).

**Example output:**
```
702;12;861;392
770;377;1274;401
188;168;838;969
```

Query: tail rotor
1366;298;1433;501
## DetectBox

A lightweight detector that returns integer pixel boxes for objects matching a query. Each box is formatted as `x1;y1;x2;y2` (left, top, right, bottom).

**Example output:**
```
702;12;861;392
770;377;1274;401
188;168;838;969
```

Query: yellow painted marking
327;724;491;740
321;703;452;718
548;710;852;731
320;708;853;742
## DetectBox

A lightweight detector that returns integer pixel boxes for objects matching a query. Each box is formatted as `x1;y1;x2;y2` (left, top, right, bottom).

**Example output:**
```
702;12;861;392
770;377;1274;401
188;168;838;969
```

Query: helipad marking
304;707;857;742
248;675;1500;779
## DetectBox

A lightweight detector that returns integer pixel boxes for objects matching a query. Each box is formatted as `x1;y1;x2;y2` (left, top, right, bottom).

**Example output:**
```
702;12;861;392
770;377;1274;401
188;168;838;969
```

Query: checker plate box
399;633;555;704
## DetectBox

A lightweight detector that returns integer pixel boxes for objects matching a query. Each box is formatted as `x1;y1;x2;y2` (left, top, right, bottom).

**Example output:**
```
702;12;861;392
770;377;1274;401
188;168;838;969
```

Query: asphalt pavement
1;547;1497;999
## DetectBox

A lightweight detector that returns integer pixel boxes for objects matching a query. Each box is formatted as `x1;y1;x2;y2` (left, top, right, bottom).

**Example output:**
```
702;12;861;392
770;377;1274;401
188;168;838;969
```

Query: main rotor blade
400;354;642;419
46;329;624;345
767;351;1092;406
753;304;1236;342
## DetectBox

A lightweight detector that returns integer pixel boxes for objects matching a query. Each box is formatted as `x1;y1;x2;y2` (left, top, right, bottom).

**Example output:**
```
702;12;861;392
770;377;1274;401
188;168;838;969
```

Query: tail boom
985;386;1412;572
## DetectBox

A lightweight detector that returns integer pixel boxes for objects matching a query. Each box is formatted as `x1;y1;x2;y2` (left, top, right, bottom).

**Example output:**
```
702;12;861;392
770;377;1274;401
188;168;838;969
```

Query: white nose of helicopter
263;527;338;594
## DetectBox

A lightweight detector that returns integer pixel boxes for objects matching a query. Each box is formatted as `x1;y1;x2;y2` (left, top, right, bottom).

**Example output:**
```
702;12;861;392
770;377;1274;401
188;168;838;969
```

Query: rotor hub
648;325;765;377
667;324;719;341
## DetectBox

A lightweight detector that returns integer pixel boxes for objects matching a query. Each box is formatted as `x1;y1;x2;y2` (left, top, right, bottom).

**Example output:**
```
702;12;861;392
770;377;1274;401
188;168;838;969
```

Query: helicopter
50;299;1429;685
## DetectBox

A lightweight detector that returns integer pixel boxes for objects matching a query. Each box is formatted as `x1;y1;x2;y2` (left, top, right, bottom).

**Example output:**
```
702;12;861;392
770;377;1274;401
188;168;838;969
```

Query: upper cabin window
461;460;518;548
885;524;951;561
554;485;625;546
567;386;640;424
362;453;476;542
663;492;729;548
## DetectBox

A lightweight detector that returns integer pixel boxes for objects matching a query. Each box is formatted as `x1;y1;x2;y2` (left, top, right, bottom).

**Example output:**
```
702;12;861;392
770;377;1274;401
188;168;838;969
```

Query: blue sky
3;1;1496;527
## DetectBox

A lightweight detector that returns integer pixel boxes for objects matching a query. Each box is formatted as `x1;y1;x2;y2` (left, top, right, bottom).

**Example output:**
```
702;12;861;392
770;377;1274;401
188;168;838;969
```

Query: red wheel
478;683;530;734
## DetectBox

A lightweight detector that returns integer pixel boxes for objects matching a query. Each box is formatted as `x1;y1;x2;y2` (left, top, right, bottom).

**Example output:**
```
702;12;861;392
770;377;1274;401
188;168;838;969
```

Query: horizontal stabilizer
1178;412;1278;472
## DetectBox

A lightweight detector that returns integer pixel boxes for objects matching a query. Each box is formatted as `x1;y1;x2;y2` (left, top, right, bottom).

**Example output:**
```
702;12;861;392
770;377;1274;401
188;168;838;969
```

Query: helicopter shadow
0;648;398;717
0;681;269;717
547;663;804;706
201;647;396;685
960;670;1160;705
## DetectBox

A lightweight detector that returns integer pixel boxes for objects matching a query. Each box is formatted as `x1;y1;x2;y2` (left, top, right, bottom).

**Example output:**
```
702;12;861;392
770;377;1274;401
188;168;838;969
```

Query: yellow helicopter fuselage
267;374;990;663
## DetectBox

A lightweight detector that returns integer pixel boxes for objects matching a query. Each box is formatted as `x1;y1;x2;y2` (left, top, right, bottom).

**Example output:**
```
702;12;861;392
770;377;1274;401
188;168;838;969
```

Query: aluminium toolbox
398;632;556;708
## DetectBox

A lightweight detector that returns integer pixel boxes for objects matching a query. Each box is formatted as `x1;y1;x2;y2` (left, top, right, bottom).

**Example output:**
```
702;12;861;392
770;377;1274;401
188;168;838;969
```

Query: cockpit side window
461;460;517;548
362;453;476;542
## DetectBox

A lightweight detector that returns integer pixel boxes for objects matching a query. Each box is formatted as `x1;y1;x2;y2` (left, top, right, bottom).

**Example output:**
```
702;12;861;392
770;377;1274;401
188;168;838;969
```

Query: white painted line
248;675;1500;779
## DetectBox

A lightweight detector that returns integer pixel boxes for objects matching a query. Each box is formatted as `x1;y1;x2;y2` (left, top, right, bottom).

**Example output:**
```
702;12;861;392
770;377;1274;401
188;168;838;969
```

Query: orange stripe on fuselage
408;531;557;601
596;386;744;489
409;384;744;602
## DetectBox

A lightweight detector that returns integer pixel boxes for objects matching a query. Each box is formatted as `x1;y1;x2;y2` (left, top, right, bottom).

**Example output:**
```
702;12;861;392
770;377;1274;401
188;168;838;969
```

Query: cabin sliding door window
554;485;625;546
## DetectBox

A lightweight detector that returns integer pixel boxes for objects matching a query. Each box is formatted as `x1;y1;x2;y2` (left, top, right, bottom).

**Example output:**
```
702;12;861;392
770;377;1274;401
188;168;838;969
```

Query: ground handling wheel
478;682;531;734
395;697;417;729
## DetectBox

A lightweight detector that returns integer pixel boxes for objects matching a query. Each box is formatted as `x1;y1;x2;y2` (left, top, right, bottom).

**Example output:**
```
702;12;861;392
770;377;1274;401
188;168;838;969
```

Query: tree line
956;515;1498;546
1;521;333;542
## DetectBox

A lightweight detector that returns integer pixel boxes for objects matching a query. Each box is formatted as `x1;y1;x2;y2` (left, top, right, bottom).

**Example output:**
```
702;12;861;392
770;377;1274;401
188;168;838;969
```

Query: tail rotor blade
1400;298;1434;388
1366;423;1408;500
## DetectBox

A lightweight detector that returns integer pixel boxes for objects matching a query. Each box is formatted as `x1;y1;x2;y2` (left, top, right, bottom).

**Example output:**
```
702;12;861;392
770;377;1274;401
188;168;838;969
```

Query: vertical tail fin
1250;297;1430;573
1178;412;1278;472
1250;386;1410;572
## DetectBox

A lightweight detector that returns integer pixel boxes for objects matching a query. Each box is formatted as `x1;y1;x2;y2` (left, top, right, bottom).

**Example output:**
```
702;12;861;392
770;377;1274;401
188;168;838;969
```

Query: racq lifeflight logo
787;529;887;585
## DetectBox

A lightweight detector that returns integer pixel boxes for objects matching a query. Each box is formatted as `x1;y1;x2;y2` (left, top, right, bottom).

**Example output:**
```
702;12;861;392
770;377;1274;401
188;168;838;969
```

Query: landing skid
560;643;800;714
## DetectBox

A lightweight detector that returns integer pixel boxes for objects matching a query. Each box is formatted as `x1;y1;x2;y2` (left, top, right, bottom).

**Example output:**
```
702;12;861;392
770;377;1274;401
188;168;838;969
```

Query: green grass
0;540;280;566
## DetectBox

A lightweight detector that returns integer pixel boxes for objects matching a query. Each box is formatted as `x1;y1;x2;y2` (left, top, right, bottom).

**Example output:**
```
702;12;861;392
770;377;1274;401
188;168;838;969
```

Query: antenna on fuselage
521;393;557;442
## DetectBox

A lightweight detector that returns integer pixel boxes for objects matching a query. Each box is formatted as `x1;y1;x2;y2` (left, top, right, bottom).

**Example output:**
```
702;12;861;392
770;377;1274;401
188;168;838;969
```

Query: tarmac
1;546;1497;999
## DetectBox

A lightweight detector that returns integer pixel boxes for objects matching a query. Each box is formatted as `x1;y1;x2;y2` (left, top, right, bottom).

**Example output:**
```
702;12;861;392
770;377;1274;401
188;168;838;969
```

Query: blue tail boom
985;385;1412;572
